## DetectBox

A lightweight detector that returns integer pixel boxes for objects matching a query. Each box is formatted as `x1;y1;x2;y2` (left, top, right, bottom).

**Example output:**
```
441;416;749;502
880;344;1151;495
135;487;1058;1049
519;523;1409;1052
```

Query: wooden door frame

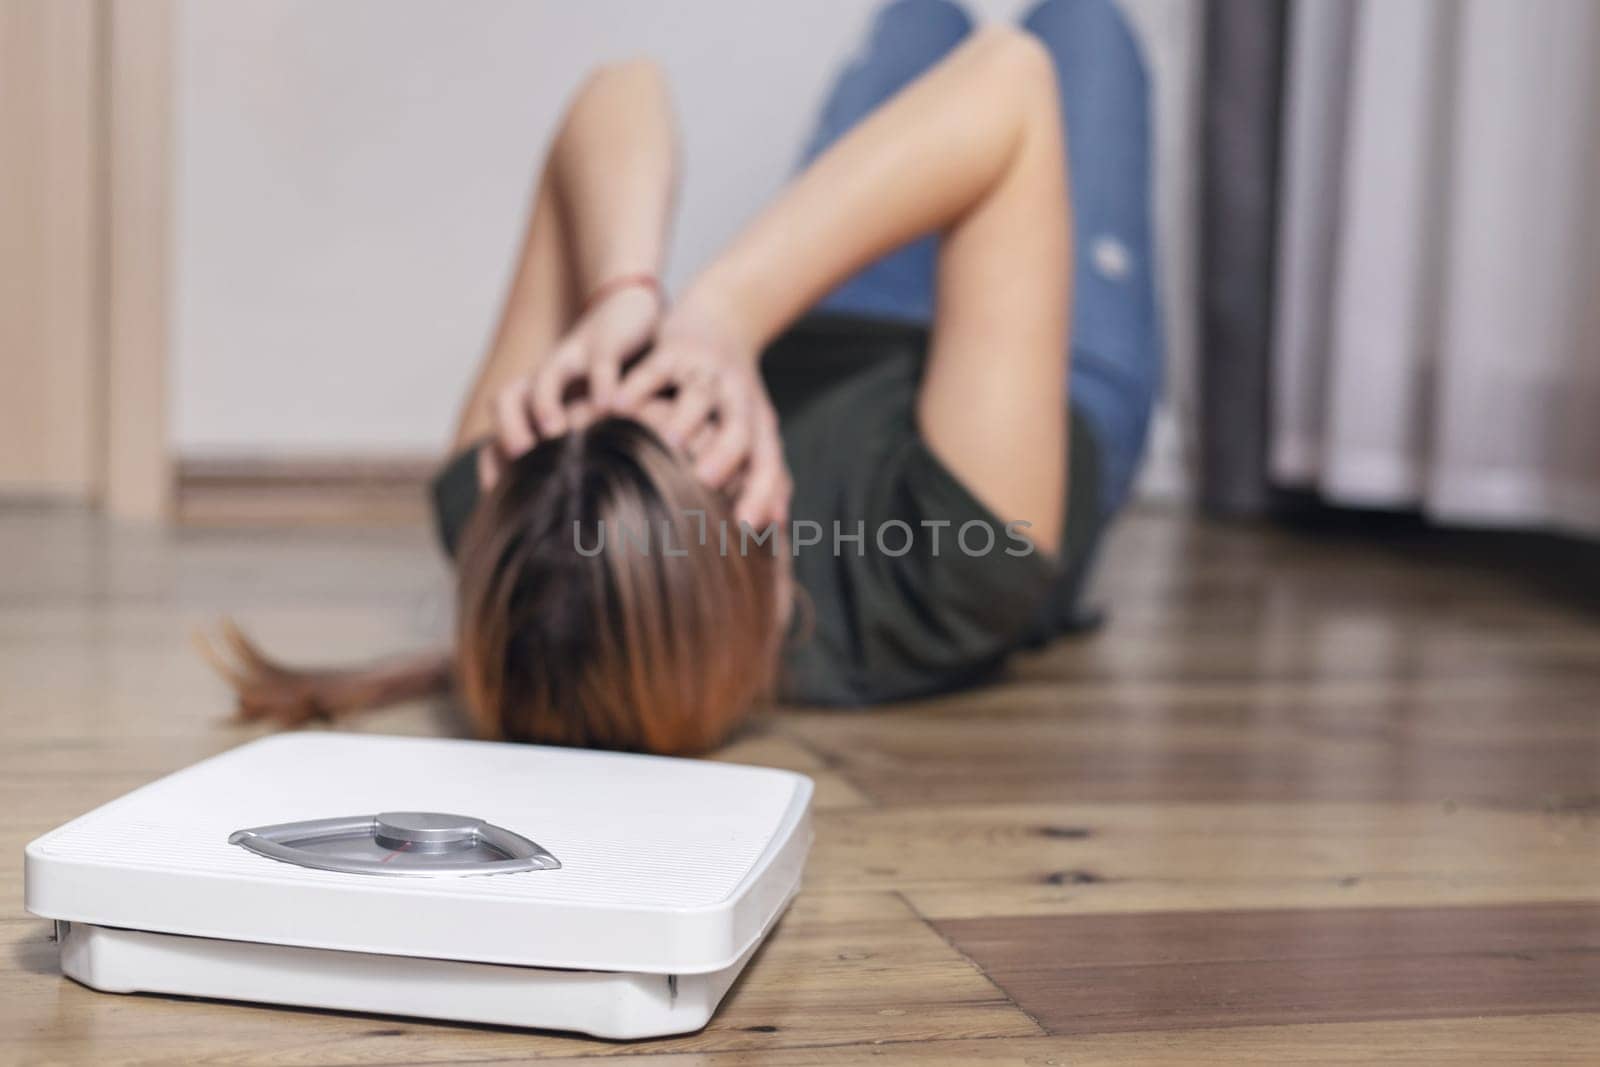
0;0;175;519
103;0;175;521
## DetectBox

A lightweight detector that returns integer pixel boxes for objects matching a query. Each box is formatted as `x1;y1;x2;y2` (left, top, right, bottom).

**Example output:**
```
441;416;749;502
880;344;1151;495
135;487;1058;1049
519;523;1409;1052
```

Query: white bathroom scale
24;733;814;1039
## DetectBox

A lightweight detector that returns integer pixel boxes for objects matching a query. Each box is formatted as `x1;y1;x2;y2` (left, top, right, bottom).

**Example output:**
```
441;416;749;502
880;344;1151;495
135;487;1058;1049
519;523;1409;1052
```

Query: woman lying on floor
205;0;1161;754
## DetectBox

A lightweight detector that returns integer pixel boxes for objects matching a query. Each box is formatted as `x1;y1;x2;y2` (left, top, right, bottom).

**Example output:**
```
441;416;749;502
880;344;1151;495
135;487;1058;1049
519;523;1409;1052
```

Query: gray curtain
1197;0;1288;516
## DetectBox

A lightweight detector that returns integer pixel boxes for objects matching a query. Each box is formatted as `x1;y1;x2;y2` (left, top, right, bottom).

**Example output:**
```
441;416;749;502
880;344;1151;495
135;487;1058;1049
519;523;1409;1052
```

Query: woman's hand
478;280;663;490
612;291;792;529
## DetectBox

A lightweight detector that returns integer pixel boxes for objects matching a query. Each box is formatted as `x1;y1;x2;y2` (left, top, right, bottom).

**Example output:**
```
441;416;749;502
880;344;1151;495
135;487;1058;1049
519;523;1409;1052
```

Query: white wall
174;0;863;456
173;0;1197;494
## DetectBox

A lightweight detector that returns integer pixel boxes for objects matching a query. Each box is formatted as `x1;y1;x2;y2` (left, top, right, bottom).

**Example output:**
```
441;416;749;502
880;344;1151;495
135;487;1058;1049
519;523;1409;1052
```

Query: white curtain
1271;0;1600;534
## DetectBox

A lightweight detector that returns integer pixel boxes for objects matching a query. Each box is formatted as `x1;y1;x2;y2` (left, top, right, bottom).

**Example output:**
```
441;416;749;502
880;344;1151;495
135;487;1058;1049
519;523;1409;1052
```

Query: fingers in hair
531;347;581;438
493;379;536;458
665;378;715;448
612;350;674;413
735;414;790;527
695;380;754;487
476;442;503;491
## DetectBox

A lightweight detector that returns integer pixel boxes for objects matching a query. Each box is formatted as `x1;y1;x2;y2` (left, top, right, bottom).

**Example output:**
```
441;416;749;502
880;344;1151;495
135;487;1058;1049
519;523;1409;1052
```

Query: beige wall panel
0;0;101;497
103;0;173;520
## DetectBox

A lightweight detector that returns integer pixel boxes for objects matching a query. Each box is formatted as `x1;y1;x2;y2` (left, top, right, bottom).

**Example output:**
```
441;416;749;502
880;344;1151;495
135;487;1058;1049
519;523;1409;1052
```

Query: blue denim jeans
799;0;1162;517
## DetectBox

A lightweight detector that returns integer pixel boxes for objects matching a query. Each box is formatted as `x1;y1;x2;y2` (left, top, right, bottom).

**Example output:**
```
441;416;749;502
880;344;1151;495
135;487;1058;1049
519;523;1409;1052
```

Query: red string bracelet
580;272;664;317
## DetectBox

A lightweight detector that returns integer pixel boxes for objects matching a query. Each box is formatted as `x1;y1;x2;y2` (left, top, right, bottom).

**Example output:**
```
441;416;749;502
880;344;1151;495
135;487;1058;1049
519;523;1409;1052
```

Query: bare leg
920;35;1070;552
677;30;1072;550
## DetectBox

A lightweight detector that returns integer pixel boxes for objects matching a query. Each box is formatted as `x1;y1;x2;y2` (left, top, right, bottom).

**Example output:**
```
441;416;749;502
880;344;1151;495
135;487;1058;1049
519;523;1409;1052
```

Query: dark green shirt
760;314;1102;705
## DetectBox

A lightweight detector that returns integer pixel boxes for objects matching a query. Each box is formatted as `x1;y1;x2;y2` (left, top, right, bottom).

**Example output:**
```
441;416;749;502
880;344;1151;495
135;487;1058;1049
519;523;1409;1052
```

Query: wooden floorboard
380;1016;1600;1065
807;801;1600;918
3;505;1598;1063
933;903;1600;1035
783;708;1600;807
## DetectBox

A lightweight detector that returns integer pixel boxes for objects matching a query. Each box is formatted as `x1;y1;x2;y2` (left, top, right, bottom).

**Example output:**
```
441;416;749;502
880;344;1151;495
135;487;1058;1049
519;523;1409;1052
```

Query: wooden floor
4;505;1598;1064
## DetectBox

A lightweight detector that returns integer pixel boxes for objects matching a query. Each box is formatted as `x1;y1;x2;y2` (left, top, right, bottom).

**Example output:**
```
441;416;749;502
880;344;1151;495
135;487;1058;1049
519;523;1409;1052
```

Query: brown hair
199;417;784;755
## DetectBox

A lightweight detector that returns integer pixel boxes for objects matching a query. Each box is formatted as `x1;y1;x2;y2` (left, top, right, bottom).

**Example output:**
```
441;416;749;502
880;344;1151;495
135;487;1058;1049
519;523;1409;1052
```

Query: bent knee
962;24;1061;119
967;25;1057;85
